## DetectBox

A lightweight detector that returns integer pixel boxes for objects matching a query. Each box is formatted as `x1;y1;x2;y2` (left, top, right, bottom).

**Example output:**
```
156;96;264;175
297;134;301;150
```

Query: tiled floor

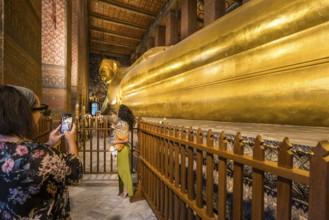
69;174;157;220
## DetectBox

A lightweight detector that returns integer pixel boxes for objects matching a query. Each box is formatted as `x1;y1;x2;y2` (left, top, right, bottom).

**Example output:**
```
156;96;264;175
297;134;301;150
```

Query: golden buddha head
99;59;119;85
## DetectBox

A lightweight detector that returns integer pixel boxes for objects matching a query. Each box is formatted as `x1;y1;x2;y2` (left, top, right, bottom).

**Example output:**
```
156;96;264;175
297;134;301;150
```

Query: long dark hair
0;85;35;139
118;104;135;130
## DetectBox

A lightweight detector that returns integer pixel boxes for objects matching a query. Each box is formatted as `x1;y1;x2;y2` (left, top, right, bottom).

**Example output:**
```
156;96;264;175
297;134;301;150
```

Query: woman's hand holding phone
60;113;73;134
46;124;64;147
64;123;78;156
46;122;78;157
63;123;76;141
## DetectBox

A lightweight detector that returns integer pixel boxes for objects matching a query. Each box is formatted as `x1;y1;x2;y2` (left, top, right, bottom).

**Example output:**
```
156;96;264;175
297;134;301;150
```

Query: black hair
118;104;136;130
0;85;35;139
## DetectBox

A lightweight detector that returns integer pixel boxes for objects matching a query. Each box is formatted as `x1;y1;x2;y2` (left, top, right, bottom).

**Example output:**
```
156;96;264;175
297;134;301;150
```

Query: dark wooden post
180;126;187;219
155;25;165;46
204;0;226;26
169;126;174;183
218;131;228;220
181;0;197;39
166;10;179;45
103;117;108;172
252;135;265;220
168;126;174;219
277;137;293;220
130;121;144;203
309;140;329;220
206;129;214;218
150;123;155;205
164;125;169;219
159;124;165;216
233;132;244;220
155;124;161;210
187;127;194;219
174;126;180;220
89;117;93;173
196;128;203;209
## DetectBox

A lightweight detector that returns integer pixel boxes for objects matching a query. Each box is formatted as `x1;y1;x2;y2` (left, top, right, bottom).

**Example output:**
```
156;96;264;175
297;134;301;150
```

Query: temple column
155;26;166;46
139;45;147;56
77;0;89;109
71;0;79;111
181;0;197;40
204;0;226;26
166;10;179;46
42;0;71;122
66;0;72;114
147;37;155;50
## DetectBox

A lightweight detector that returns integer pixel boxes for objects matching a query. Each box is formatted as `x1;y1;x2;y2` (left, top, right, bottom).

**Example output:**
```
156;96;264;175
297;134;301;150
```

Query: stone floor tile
70;175;156;220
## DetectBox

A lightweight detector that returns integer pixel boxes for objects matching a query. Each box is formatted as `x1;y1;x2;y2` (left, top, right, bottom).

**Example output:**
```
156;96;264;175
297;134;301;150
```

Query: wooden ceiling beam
89;12;147;31
90;49;130;59
90;42;135;53
95;0;156;19
131;0;178;60
89;25;141;41
90;38;136;49
90;46;132;55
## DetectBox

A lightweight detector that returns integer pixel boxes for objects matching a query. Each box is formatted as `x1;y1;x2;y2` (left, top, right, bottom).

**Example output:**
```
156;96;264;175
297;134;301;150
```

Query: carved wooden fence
137;121;329;220
32;117;52;143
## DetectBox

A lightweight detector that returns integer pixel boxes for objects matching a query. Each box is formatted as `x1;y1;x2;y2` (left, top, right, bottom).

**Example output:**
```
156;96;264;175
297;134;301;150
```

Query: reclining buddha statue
99;46;168;115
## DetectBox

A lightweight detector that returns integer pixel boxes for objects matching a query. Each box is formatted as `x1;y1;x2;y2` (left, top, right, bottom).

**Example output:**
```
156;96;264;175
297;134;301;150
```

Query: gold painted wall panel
118;0;329;126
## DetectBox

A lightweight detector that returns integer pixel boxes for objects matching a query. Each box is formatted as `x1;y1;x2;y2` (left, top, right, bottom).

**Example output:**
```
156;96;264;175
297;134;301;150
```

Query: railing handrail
137;120;329;220
139;122;309;184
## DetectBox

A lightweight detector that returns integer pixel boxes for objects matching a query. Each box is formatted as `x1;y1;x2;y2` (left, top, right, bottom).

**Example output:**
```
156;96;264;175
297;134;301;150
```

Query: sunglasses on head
32;104;49;115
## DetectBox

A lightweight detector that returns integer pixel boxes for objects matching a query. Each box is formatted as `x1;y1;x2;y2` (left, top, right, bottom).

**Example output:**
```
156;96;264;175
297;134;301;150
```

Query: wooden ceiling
88;0;242;64
88;0;168;63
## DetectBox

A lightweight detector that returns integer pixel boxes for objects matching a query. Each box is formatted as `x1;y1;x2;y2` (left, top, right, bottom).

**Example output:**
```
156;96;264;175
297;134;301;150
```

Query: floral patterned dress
0;141;82;220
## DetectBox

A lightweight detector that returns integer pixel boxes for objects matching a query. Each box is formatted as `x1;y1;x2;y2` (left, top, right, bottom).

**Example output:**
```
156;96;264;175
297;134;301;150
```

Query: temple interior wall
0;0;42;97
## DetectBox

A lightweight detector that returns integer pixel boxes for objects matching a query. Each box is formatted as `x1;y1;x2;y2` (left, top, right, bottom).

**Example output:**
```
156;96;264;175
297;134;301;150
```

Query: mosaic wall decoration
42;0;66;66
72;0;78;88
42;0;68;122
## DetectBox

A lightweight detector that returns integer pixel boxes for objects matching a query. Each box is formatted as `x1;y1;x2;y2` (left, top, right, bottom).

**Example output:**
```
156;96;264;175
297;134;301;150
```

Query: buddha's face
100;66;114;85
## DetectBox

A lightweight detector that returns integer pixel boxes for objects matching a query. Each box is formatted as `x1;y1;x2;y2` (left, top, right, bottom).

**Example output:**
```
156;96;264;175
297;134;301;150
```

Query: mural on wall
88;53;129;105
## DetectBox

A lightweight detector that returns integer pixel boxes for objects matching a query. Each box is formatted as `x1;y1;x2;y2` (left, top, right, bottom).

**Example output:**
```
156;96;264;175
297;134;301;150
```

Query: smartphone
60;113;73;134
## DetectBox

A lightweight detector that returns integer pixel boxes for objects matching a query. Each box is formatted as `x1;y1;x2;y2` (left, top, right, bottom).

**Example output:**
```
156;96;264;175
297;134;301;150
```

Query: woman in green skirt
110;104;135;198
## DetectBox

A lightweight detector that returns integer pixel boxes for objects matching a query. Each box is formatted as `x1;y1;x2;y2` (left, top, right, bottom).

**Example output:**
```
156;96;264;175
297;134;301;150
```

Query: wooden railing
137;121;329;220
77;116;113;174
32;117;52;143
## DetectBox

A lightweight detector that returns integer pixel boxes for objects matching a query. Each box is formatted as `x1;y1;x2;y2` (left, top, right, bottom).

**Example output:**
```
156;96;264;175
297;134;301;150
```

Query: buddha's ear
112;61;118;73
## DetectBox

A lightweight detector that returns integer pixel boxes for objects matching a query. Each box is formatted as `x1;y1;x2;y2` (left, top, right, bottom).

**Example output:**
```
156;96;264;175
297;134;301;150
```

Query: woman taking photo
0;85;82;219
